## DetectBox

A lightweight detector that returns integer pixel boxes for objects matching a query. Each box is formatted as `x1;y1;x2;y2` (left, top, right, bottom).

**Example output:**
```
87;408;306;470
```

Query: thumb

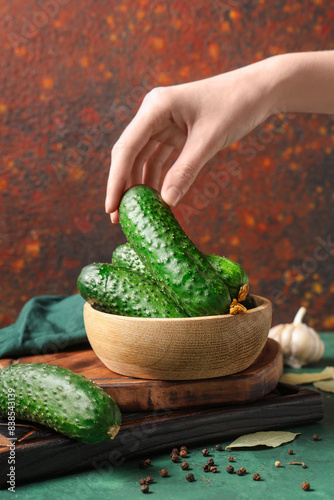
161;133;216;207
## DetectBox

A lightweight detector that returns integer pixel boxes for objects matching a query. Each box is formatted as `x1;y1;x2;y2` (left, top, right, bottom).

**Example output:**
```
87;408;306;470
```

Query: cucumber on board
112;244;248;300
0;363;121;443
77;262;187;318
118;185;231;316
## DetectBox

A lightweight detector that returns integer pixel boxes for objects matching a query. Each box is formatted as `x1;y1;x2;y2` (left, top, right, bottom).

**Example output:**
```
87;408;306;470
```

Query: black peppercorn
171;453;179;463
160;469;168;477
145;476;154;484
170;448;179;456
210;466;218;473
180;449;187;458
312;434;319;441
228;456;234;462
202;464;210;472
139;478;146;485
288;449;294;455
216;444;223;451
202;449;209;456
186;472;195;482
180;445;188;452
181;461;189;470
207;458;215;466
236;467;246;476
252;473;261;481
226;465;234;474
140;484;149;493
302;482;310;491
139;459;151;469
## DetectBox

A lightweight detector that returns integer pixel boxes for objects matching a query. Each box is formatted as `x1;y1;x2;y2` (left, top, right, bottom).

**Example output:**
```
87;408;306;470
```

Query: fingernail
162;187;181;207
110;211;119;224
105;195;111;213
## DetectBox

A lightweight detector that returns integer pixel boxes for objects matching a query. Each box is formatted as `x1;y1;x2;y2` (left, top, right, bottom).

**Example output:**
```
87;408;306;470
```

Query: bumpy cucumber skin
112;244;248;300
206;254;248;299
118;185;231;316
78;263;187;318
112;243;147;275
0;363;121;443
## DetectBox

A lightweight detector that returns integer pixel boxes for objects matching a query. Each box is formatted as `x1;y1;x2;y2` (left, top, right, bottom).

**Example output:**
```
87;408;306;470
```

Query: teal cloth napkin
0;295;88;359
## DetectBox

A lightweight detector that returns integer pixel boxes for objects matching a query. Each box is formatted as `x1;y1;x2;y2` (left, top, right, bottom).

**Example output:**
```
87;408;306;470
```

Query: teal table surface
1;333;334;500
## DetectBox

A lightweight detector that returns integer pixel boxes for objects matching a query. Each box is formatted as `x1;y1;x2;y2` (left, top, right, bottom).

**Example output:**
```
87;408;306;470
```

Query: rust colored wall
1;1;333;330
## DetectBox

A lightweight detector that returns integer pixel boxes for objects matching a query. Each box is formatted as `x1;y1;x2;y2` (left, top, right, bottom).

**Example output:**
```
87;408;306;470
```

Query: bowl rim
83;294;271;323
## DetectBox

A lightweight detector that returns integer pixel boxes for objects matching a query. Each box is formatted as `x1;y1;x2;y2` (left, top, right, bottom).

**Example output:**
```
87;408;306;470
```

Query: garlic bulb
268;307;324;369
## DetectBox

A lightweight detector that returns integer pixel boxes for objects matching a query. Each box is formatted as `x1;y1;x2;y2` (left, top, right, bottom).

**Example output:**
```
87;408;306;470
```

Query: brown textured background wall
0;0;333;330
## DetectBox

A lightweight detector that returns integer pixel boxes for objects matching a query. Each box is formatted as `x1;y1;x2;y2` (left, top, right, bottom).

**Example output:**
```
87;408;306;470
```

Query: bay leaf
226;431;301;449
313;379;334;393
323;366;334;378
0;433;12;447
280;370;332;385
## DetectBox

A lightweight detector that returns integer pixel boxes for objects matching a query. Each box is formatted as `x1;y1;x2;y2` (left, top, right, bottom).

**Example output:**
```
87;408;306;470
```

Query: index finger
105;116;153;214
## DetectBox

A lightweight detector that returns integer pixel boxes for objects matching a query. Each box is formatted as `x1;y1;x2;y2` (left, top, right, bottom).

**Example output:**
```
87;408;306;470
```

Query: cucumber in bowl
112;243;248;300
118;185;231;316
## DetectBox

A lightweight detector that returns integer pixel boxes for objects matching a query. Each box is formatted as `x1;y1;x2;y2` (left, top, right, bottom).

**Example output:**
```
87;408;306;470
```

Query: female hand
105;51;334;221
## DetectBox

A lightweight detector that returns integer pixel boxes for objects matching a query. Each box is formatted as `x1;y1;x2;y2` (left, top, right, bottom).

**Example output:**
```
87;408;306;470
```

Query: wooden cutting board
0;339;324;489
0;339;283;411
0;383;324;488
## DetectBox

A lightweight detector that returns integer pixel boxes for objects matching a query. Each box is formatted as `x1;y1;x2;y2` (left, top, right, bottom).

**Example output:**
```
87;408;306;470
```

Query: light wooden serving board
0;339;283;411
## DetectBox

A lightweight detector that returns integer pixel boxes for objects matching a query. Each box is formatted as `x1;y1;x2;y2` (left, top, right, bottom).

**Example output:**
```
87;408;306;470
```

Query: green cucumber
112;243;147;275
118;185;231;316
112;244;248;300
206;254;248;299
77;263;187;318
0;363;121;443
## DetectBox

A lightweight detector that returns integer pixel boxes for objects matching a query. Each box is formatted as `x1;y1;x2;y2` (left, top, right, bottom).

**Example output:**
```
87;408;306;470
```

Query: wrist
252;55;287;119
263;53;299;115
228;55;286;123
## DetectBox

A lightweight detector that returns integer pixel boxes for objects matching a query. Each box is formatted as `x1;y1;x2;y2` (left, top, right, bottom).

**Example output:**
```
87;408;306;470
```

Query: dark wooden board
0;383;324;488
0;339;283;411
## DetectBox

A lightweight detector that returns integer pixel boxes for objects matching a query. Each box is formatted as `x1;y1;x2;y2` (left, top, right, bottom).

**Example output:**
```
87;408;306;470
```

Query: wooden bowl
83;295;272;381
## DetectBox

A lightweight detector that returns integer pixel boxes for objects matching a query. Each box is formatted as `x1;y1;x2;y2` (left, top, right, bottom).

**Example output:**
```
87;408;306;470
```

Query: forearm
267;51;334;115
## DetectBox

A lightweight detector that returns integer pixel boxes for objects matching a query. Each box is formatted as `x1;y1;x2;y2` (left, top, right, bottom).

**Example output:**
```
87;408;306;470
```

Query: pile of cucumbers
0;185;250;445
78;185;250;318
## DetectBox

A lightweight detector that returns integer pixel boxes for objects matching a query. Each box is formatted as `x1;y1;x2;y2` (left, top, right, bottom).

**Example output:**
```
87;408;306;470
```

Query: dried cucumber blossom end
237;284;249;302
230;299;248;315
229;284;250;315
